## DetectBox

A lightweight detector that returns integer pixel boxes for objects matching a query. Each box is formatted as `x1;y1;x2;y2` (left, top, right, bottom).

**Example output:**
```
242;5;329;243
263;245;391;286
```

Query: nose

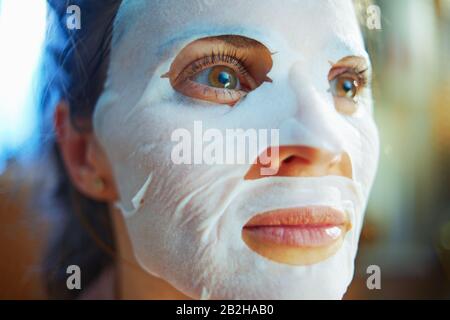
244;59;354;180
244;146;352;180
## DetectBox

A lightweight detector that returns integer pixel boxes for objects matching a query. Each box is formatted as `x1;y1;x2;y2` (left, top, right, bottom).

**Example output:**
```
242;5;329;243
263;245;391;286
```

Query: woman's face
93;0;379;299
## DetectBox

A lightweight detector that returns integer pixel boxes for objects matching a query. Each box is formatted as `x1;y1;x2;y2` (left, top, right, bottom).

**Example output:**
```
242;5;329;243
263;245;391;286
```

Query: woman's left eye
329;71;366;115
330;74;361;99
331;75;359;99
327;55;370;116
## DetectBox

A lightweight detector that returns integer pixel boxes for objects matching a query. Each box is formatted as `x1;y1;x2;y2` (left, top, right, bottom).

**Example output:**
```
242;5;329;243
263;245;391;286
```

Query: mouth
241;206;351;265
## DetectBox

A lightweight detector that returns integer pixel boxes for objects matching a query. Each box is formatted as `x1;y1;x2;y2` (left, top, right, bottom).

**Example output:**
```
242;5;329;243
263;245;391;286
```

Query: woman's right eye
197;66;240;90
169;54;258;106
162;35;273;107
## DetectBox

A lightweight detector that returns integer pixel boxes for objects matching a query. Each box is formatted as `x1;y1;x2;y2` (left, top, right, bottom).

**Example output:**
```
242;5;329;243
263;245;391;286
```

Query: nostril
245;146;352;180
282;155;309;166
283;155;296;164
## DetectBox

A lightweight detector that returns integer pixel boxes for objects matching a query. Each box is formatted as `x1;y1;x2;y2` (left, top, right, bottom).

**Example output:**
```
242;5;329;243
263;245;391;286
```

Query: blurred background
347;0;450;299
0;0;449;299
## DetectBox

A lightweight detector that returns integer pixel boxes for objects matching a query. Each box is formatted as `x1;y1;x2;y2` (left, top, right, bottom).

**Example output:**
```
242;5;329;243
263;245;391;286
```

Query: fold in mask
93;0;379;299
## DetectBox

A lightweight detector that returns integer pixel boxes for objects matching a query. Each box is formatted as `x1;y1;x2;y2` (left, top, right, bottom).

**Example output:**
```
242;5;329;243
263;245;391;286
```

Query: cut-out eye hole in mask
162;35;273;106
328;56;370;115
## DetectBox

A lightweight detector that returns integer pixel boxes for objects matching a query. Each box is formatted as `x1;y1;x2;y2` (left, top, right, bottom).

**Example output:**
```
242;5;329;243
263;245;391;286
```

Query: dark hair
38;0;122;299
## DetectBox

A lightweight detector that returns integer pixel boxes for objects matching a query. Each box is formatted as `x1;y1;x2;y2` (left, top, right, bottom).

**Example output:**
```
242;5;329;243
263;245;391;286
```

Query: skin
55;0;379;299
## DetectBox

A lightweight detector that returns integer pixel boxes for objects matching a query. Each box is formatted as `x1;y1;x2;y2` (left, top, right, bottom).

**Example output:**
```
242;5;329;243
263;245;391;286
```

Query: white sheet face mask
93;0;380;299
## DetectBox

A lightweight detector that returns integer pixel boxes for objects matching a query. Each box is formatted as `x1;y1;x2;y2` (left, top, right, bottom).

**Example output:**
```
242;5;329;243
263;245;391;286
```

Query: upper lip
243;206;349;228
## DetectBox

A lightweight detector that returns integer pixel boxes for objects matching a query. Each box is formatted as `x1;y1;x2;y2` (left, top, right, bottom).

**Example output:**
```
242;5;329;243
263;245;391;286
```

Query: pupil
218;71;231;87
342;80;353;92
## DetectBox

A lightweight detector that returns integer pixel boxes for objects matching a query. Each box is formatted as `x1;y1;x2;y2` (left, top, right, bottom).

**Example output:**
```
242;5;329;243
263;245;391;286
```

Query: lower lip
241;206;350;265
242;225;344;248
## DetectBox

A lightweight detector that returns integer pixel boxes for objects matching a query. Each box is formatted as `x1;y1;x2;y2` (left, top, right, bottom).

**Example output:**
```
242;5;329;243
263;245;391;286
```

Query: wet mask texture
93;0;380;299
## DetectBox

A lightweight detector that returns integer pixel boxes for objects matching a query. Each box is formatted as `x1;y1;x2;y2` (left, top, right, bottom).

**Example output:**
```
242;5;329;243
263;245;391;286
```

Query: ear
54;101;118;202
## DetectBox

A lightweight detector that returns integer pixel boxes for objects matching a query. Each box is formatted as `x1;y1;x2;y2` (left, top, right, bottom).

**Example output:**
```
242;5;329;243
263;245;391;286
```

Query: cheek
94;106;161;208
94;99;230;212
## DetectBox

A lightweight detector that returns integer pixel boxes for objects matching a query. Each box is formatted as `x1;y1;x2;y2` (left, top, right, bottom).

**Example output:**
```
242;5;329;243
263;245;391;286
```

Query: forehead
114;0;366;57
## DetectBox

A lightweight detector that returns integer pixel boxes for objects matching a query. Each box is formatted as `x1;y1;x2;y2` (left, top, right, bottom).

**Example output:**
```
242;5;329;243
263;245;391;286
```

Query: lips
242;206;351;265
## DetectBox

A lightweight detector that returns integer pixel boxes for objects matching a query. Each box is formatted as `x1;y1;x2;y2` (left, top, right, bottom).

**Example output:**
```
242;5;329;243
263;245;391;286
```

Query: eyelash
177;50;250;81
331;67;368;84
349;68;369;86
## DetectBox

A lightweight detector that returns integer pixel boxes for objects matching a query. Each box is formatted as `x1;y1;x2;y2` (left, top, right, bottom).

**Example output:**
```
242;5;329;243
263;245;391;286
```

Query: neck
110;206;191;300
